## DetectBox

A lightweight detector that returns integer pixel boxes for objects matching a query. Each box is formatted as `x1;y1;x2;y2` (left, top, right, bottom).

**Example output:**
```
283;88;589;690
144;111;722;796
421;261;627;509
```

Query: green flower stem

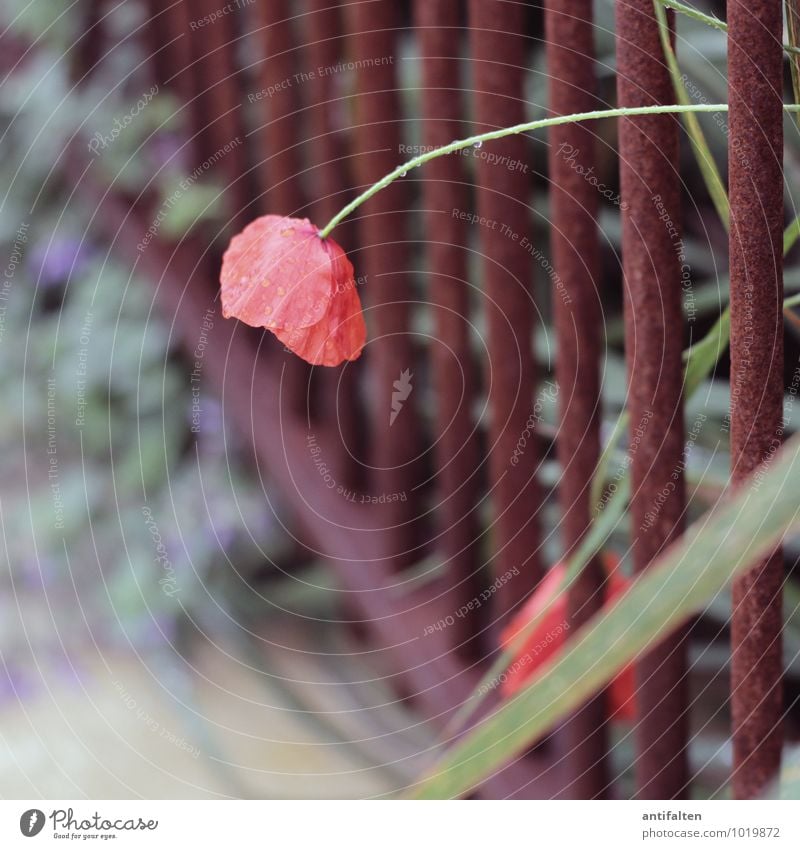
319;103;766;240
654;1;730;229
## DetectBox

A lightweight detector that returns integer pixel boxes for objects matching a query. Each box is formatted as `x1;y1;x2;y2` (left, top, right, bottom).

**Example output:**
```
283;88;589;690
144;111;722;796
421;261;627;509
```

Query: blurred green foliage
0;0;283;684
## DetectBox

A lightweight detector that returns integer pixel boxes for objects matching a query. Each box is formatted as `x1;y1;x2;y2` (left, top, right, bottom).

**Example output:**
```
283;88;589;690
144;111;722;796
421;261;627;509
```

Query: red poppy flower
500;553;636;722
220;215;366;366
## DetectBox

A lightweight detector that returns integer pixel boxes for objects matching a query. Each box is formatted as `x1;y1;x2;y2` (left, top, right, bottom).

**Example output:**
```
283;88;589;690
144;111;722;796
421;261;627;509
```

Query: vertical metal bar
139;0;207;279
544;0;609;798
186;0;251;230
347;1;419;560
415;0;484;652
72;0;103;82
727;0;784;800
254;0;311;416
143;1;197;152
303;0;351;231
616;0;689;799
255;1;307;217
468;0;543;627
304;0;364;490
142;1;171;92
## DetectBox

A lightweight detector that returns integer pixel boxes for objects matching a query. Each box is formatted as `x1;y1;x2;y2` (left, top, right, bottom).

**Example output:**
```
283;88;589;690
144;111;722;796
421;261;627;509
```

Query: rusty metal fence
70;0;789;799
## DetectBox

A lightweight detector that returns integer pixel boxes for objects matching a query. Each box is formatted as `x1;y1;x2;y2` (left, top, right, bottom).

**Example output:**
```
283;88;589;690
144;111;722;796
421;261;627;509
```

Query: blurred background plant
0;0;305;797
1;0;800;799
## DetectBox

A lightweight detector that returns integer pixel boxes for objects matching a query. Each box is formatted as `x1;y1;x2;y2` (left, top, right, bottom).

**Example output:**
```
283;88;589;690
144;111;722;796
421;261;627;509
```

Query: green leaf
785;215;800;254
779;746;800;799
158;182;223;238
590;410;630;518
682;307;731;398
410;433;800;799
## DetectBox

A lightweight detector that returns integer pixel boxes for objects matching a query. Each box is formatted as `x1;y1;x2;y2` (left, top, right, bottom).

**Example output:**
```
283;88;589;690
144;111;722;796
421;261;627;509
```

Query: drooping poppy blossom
500;553;636;722
220;215;366;366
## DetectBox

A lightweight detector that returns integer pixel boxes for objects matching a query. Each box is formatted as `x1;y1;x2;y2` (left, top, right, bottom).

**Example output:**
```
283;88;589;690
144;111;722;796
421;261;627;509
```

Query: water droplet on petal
280;228;293;237
264;305;272;315
400;170;407;177
277;286;285;296
261;278;271;287
474;140;483;149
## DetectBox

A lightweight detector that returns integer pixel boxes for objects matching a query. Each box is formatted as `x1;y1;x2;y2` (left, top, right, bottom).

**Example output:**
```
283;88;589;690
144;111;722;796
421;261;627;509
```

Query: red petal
221;215;333;330
275;281;366;366
220;215;366;367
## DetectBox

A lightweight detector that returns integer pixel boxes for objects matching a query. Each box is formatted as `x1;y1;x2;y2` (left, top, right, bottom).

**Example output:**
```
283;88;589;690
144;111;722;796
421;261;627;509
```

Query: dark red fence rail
728;0;784;801
616;0;690;800
545;0;609;800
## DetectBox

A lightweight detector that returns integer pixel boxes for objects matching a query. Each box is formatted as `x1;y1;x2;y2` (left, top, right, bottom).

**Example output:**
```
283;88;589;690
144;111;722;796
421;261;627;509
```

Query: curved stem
319;102;798;238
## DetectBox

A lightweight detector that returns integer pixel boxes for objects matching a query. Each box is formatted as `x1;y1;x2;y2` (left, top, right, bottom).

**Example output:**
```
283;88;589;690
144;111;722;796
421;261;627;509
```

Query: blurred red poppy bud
500;553;636;722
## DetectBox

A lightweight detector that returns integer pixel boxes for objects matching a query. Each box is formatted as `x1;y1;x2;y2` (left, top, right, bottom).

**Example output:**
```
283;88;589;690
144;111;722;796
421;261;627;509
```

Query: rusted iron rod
142;1;202;170
72;0;103;82
727;0;784;800
303;0;364;491
616;0;689;799
415;0;484;655
544;0;609;799
303;0;352;232
346;0;421;564
186;0;251;230
468;0;543;630
254;0;311;416
255;0;307;218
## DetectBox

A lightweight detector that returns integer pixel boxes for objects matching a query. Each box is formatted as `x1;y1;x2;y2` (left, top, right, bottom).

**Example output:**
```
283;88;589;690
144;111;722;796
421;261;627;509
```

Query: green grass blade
411;434;800;799
654;1;729;229
590;409;630;516
779;747;800;799
683;307;731;398
785;216;800;254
